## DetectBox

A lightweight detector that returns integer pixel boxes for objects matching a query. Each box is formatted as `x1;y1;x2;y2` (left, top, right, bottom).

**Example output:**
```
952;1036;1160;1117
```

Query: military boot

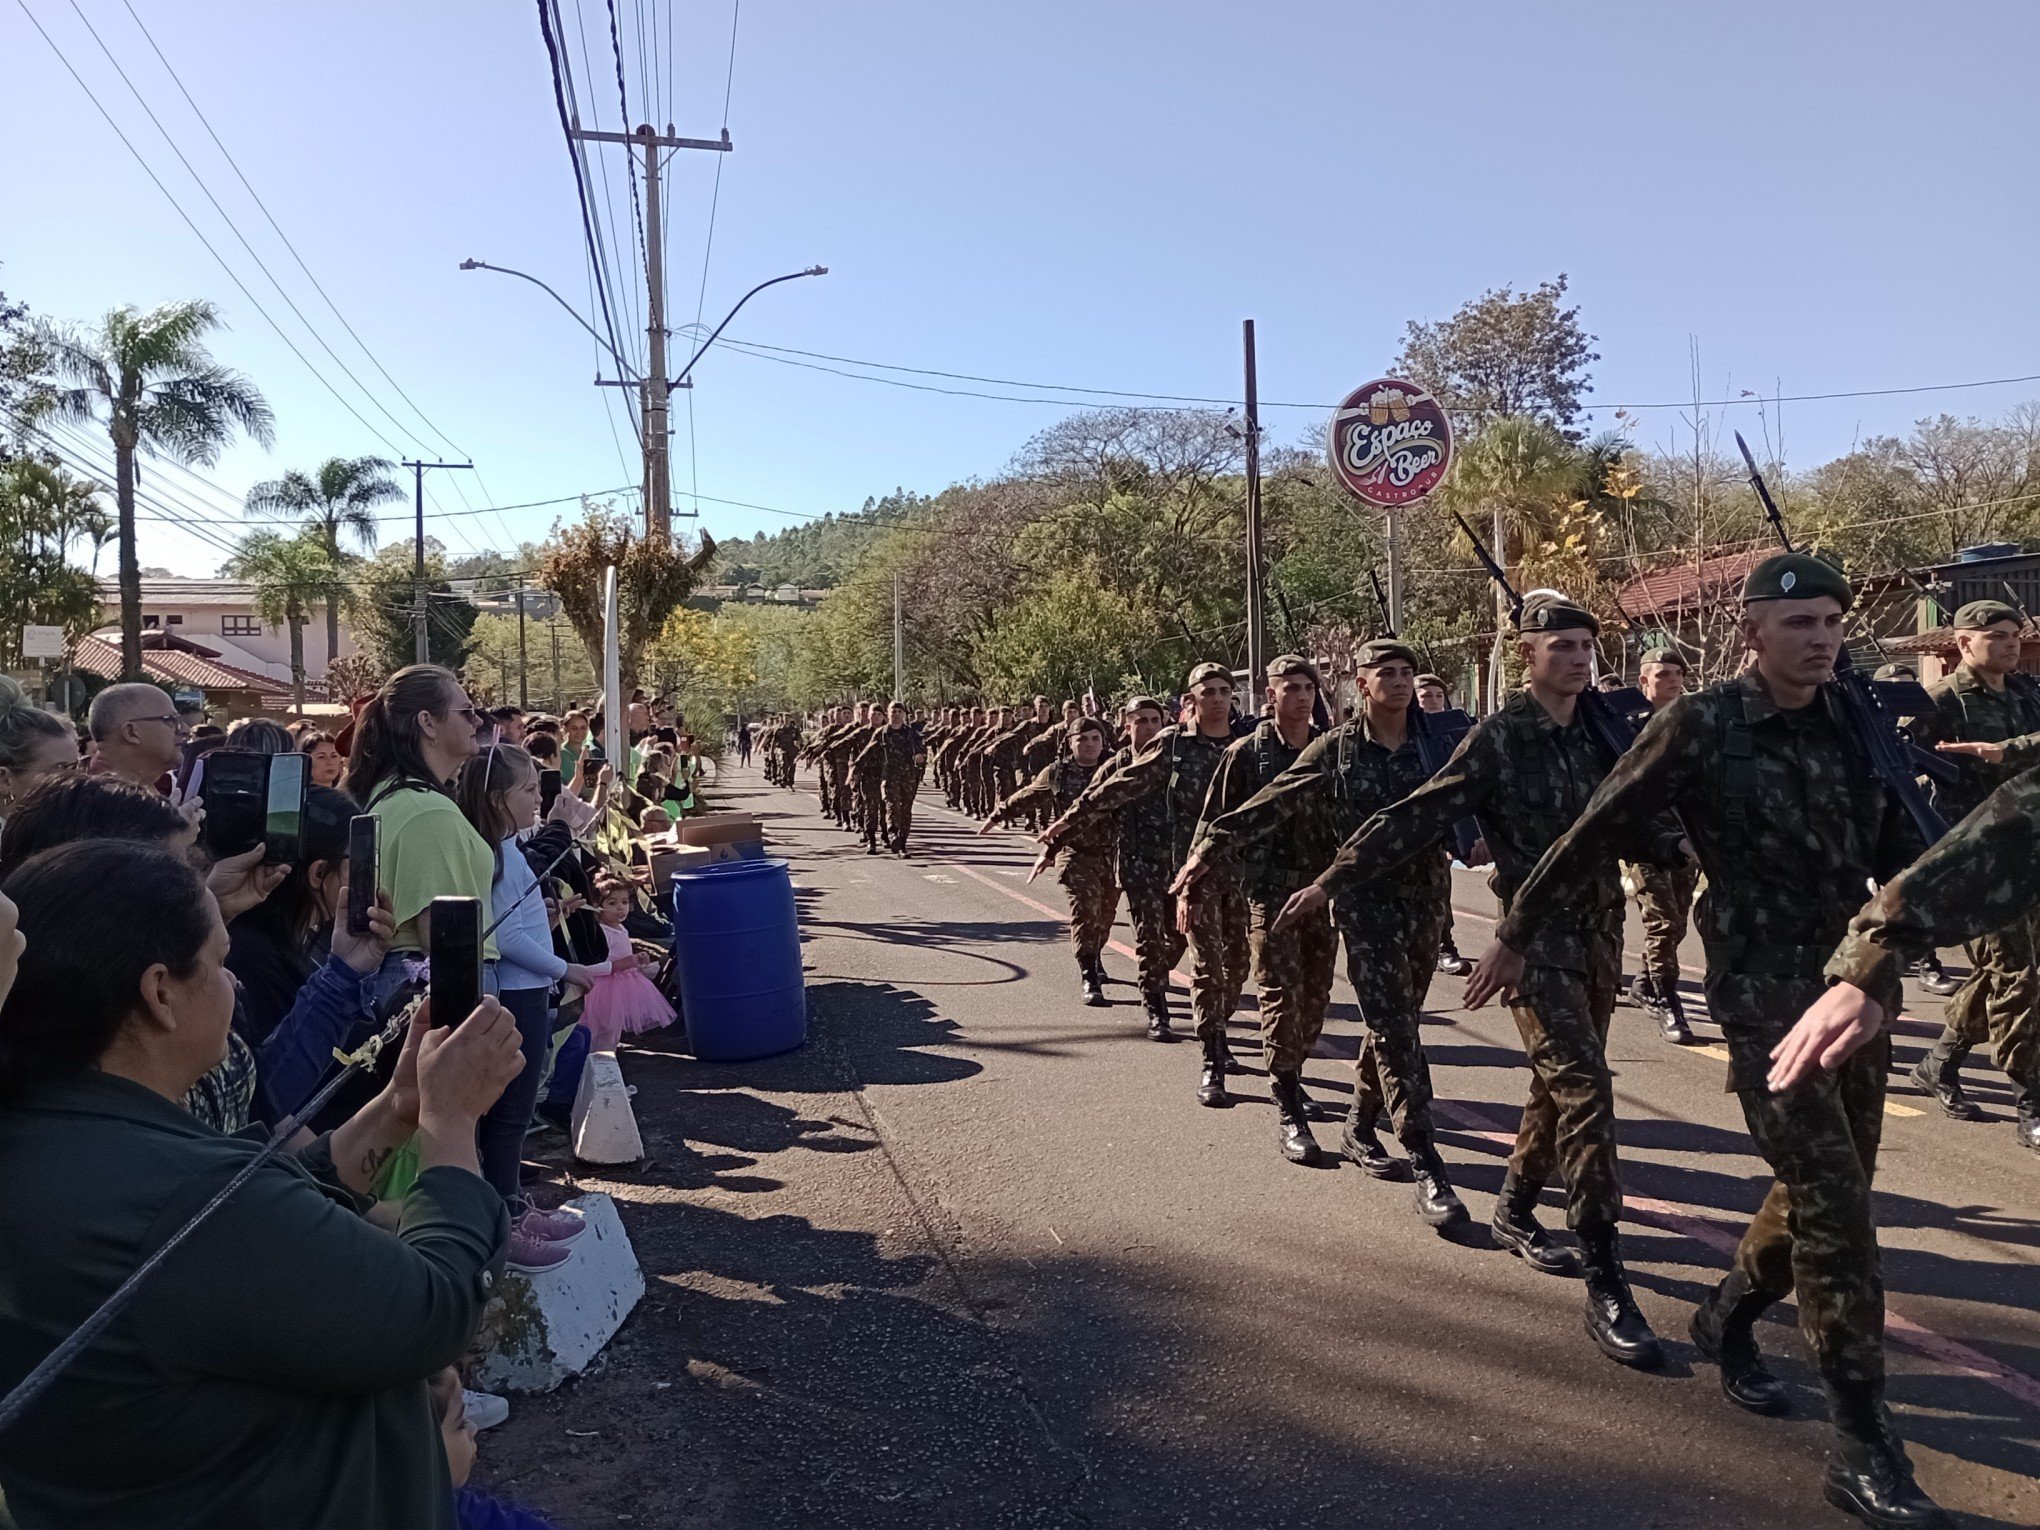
1436;935;1472;978
1909;1037;1984;1122
1688;1270;1788;1415
1270;1072;1321;1165
1823;1378;1952;1528
1409;1149;1469;1229
1635;977;1694;1044
1577;1223;1663;1369
1489;1170;1579;1276
1661;987;1696;1045
1293;1076;1341;1122
1339;1102;1411;1180
1080;956;1108;1008
1911;955;1962;998
2017;1087;2040;1155
1144;996;1177;1043
1195;1033;1230;1108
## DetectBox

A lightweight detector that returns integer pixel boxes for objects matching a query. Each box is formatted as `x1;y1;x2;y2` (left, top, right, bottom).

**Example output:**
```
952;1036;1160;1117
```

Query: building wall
99;582;358;681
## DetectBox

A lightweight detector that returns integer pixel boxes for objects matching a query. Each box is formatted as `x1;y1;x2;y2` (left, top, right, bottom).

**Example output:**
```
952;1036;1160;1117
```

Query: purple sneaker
519;1206;586;1244
506;1230;574;1274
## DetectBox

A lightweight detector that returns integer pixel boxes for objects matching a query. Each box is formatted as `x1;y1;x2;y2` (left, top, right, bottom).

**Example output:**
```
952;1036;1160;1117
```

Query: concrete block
571;1049;643;1165
472;1193;645;1395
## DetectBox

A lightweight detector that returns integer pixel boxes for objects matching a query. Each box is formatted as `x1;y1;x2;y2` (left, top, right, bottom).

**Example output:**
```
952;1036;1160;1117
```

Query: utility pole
514;574;529;708
569;124;732;538
549;617;563;714
1241;319;1266;687
402;460;475;664
892;573;904;702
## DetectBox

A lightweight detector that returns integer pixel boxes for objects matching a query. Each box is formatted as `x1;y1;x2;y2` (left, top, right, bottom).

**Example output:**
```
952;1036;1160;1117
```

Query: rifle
1734;431;1952;842
1270;581;1332;729
1366;562;1482;860
1449;511;1651;764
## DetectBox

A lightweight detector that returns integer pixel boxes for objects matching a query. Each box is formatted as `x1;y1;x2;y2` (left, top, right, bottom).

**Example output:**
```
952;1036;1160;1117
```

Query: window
141;615;160;630
222;615;261;637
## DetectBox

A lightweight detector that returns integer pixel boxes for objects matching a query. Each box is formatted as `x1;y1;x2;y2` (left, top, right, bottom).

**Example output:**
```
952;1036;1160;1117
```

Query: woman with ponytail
0;677;79;818
343;666;495;1010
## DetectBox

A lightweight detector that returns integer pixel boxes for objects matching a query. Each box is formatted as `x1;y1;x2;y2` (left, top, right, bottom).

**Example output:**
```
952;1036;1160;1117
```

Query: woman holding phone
341;666;497;1017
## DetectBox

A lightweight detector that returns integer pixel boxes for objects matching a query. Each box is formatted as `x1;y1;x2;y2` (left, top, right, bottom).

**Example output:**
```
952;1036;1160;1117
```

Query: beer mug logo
1328;378;1453;508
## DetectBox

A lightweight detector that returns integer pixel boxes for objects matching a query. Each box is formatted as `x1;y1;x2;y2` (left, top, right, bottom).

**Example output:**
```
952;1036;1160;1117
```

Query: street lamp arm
458;259;639;380
673;267;827;387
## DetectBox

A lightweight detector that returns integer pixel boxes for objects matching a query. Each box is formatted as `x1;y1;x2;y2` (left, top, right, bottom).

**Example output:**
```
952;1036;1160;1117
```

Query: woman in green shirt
341;666;494;1014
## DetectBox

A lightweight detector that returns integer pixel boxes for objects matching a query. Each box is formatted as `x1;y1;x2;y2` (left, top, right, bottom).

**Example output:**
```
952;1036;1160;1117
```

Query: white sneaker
463;1388;510;1431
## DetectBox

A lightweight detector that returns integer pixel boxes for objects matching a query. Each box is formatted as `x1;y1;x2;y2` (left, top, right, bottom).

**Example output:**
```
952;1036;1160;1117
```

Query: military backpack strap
1717;683;1757;837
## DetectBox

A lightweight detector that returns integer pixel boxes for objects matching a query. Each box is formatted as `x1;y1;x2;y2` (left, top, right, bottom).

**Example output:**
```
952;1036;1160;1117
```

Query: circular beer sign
1327;378;1454;508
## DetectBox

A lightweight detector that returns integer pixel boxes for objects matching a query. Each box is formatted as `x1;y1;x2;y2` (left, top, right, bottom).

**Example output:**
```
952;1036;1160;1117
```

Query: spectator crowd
0;667;708;1529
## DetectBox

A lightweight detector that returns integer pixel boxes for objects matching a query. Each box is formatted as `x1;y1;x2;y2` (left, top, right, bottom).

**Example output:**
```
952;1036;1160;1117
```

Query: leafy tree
0;458;108;668
534;502;713;694
354;542;477;673
226;530;348;714
243;455;401;666
1393;275;1599;438
36;301;273;678
0;281;54;446
463;612;596;710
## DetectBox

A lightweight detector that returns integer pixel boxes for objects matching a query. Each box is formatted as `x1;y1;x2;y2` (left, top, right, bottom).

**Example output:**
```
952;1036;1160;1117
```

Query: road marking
928;838;2040;1412
923;873;958;884
1434;1099;2040;1414
1883;1100;1925;1118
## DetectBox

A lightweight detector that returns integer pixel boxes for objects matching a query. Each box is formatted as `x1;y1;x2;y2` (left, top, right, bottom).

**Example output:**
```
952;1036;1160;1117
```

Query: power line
563;0;643;367
684;0;744;520
602;0;649;293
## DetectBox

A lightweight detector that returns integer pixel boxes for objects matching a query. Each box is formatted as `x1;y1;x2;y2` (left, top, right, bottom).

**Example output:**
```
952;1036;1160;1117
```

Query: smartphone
346;815;379;937
262;751;308;864
584;741;608;768
539;767;563;816
428;896;483;1028
199;751;268;859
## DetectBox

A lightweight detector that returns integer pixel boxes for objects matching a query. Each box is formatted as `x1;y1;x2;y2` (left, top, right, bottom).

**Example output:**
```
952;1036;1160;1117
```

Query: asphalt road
489;766;2040;1529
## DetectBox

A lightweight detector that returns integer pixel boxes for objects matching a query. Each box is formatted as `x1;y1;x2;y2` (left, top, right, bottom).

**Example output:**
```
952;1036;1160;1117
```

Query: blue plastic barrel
669;857;807;1060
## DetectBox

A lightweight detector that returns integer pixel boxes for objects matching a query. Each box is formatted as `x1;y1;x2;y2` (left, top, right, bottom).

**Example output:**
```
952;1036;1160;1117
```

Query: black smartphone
428;896;483;1028
262;751;308;864
539;767;563;816
199;751;268;859
346;815;379;937
584;741;608;768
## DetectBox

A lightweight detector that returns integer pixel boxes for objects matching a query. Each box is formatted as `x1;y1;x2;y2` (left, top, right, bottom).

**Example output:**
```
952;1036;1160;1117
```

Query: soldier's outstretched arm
1313;723;1498;903
1182;733;1332;892
1048;733;1167;839
982;766;1057;833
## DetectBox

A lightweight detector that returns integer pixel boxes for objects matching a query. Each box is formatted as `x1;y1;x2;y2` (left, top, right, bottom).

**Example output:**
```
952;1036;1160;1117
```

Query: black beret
1122;694;1165;716
1357;639;1420;669
1185;662;1234;690
1638;646;1688;670
1953;599;2022;631
1741;552;1853;610
1516;592;1600;636
1414;672;1448;688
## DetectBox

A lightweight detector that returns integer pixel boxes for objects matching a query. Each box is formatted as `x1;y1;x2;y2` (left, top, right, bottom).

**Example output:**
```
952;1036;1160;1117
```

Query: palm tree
1439;415;1584;708
36;301;273;679
226;531;346;715
244;455;399;667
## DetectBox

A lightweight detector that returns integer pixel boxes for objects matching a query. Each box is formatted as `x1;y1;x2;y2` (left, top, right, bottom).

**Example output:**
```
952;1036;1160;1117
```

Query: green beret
1414;672;1448;689
1872;663;1917;682
1953;599;2022;631
1742;552;1853;610
1638;646;1687;670
1516;591;1600;636
1265;653;1322;686
1122;694;1165;716
1185;661;1234;690
1357;639;1420;669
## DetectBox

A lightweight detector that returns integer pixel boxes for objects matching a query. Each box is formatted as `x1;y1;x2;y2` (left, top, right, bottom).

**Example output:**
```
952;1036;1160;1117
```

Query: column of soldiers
752;564;2040;1528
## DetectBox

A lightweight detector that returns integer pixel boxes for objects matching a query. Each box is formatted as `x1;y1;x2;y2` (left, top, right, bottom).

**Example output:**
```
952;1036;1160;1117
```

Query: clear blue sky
6;0;2038;576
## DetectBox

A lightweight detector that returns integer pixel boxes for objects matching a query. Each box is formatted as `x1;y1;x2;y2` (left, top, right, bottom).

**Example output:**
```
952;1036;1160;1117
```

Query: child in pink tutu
580;875;674;1051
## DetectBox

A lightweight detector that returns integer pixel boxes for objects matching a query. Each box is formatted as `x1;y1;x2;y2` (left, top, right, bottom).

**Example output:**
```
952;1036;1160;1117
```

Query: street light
457;258;639;380
674;266;828;387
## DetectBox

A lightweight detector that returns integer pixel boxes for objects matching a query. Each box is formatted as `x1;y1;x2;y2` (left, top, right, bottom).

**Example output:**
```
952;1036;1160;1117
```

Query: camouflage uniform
1061;723;1239;1039
1905;662;2040;1103
994;757;1118;960
1192;718;1334;1075
1499;675;1923;1393
1020;726;1064;830
1320;688;1634;1228
1201;711;1451;1150
1102;739;1187;1014
856;724;927;853
1624;860;1698;1001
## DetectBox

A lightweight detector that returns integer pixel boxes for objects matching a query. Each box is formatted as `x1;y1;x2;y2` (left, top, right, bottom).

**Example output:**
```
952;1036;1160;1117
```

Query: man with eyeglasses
87;682;189;792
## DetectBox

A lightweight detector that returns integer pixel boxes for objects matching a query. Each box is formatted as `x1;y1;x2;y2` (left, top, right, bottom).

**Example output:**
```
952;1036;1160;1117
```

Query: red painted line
928;830;2039;1411
1434;1098;2040;1412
